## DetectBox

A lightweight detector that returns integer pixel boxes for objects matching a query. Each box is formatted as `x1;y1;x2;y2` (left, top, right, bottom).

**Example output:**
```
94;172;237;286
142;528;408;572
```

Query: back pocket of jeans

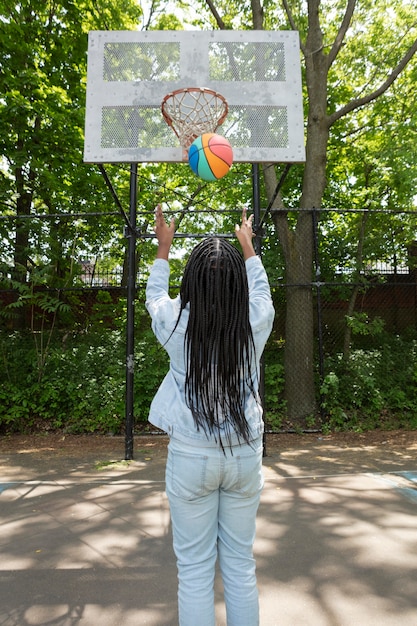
166;448;210;500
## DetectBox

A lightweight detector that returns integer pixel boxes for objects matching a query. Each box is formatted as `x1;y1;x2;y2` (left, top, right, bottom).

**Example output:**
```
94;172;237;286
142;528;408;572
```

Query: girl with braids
146;205;274;626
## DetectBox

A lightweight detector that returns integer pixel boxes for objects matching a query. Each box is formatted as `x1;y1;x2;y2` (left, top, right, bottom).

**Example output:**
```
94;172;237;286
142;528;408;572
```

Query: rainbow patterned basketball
188;133;233;181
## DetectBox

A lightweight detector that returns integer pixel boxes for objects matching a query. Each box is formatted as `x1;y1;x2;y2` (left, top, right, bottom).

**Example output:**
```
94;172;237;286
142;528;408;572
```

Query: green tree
194;0;417;423
0;0;142;321
2;0;417;430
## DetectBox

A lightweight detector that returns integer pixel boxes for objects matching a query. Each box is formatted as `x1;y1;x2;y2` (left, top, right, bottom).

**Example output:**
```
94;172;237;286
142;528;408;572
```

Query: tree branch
327;0;357;68
328;36;417;126
205;0;227;29
281;0;306;55
251;0;264;30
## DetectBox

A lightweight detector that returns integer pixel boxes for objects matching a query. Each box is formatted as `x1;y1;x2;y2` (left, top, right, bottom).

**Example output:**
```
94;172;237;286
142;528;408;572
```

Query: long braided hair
177;237;257;449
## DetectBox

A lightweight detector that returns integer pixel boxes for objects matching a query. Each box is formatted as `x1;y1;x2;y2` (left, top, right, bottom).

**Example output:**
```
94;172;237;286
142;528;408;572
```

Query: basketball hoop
161;87;228;160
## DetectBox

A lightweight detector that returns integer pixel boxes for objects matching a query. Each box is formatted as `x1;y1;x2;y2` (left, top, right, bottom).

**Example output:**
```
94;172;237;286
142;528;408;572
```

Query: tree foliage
0;1;142;285
1;0;417;431
189;0;417;422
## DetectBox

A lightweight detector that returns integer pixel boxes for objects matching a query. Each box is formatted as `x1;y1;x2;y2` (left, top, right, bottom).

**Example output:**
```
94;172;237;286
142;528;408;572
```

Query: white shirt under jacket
145;255;275;447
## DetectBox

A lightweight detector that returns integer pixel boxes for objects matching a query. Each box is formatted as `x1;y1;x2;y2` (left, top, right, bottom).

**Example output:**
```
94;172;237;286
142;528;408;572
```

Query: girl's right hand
235;208;256;259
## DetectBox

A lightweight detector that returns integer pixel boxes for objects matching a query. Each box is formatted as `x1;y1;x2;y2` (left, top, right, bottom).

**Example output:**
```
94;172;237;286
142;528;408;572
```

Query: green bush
264;362;286;430
2;326;417;435
0;330;125;433
0;313;173;434
134;329;169;424
321;333;417;431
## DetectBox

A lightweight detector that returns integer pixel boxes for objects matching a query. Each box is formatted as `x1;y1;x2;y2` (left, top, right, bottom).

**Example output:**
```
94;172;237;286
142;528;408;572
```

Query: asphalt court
1;435;416;625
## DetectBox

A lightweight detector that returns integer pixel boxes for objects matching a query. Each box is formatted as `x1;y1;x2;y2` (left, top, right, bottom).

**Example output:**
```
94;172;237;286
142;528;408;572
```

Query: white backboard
84;30;305;164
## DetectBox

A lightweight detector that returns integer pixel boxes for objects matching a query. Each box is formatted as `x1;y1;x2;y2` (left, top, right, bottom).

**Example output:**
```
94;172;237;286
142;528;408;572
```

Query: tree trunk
283;211;316;421
264;0;330;423
12;159;33;329
262;163;316;423
12;166;31;281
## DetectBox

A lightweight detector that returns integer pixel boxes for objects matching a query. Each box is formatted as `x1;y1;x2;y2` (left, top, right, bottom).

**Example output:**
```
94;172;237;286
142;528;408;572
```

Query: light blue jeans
166;436;264;626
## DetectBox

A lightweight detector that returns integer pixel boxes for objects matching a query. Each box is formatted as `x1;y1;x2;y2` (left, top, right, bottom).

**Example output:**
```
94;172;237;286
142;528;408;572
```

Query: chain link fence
1;208;417;434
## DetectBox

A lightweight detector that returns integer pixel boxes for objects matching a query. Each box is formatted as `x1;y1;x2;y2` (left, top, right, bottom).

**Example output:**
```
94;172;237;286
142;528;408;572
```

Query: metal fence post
124;164;137;460
252;163;267;454
312;207;325;417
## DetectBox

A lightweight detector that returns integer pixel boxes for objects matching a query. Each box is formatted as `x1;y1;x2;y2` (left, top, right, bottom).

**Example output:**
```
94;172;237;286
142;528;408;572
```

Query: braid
177;237;257;450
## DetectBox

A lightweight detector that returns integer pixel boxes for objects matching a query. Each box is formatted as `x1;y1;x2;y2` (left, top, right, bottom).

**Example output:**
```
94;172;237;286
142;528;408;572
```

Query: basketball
188;133;233;181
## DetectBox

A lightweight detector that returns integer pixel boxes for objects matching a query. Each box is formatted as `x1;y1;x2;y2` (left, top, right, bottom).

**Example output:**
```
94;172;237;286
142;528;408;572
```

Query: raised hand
235;208;256;259
154;204;175;260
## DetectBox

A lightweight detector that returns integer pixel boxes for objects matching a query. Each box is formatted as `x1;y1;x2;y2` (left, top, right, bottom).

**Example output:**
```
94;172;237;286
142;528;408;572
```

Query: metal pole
252;163;262;256
312;207;325;418
124;164;137;460
252;164;267;455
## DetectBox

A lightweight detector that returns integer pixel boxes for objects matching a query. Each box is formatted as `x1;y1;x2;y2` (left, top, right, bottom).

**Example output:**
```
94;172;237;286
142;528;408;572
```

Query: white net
161;87;228;150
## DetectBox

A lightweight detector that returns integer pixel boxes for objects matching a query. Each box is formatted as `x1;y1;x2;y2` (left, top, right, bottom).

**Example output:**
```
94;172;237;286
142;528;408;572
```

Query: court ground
1;430;416;625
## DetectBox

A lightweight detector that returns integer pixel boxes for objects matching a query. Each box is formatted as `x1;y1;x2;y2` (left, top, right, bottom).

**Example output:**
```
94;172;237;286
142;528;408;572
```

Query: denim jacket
145;255;275;447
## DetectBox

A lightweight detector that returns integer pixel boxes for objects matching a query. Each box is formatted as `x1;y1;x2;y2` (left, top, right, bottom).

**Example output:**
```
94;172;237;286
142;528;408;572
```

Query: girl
146;205;274;626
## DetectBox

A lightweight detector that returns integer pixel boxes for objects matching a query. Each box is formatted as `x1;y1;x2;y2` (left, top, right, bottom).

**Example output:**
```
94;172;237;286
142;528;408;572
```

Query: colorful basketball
188;134;233;181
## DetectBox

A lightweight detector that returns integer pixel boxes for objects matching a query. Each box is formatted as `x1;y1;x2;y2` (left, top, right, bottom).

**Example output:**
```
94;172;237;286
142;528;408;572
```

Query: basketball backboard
84;30;305;164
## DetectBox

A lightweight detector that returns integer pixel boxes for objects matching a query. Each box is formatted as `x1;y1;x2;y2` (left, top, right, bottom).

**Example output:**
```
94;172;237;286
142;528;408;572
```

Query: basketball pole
252;163;267;456
124;163;137;461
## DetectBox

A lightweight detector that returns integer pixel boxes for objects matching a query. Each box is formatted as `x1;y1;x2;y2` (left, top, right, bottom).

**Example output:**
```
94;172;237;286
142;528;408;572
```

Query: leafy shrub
0;330;125;433
264;362;286;430
321;333;417;431
134;329;169;424
2;327;417;435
